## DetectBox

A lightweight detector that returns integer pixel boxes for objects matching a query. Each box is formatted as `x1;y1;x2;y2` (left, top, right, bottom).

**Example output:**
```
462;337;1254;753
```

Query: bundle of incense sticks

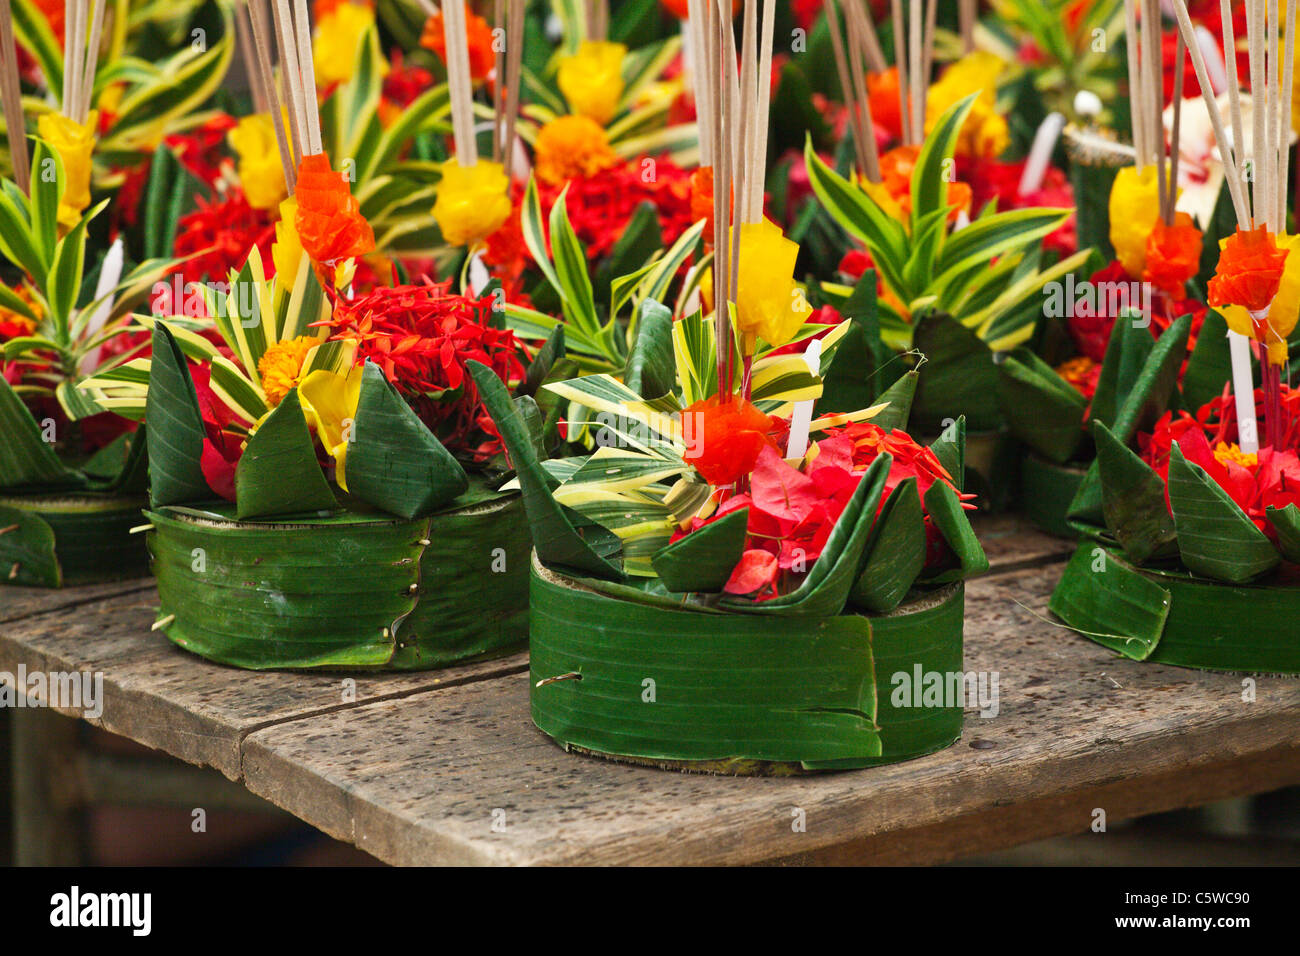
1123;1;1184;224
442;0;479;165
60;0;108;128
0;0;29;191
1172;0;1297;453
700;0;775;397
493;0;525;177
585;0;608;41
893;0;937;147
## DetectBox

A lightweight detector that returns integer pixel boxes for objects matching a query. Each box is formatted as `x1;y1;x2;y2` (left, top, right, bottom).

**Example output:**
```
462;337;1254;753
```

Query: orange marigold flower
420;5;496;82
1208;226;1289;313
1142;213;1203;298
533;115;620;186
293;153;376;267
681;394;779;486
257;335;320;407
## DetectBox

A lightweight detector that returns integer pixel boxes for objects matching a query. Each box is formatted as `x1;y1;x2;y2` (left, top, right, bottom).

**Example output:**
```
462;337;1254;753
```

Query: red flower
170;188;276;284
681;394;780;486
962;155;1077;256
323;278;526;460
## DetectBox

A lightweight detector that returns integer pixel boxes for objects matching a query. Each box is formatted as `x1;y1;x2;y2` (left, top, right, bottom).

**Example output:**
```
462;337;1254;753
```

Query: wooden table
3;515;1299;866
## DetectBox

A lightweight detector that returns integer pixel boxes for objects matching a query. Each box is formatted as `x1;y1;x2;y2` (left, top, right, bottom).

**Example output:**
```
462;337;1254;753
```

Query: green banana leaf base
0;493;151;588
1050;542;1300;673
146;494;530;670
529;555;964;774
1018;453;1087;539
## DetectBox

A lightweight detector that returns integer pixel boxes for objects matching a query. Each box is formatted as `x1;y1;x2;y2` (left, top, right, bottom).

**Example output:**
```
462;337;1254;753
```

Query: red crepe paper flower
294;153;376;267
1143;214;1204;298
1209;226;1289;313
681;394;781;486
323;278;526;460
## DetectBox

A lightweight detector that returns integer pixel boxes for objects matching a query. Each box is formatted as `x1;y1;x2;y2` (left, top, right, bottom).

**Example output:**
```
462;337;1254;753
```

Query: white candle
1018;112;1066;197
79;237;123;374
785;338;823;460
1228;327;1259;453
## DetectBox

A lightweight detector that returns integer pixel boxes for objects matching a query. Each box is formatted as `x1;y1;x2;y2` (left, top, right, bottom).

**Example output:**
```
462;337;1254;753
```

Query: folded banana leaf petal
871;369;918;432
1182;309;1233;411
1018;452;1087;538
1088;314;1156;431
850;476;925;612
530;556;966;771
923;478;989;583
650;506;748;593
1266;504;1300;563
148;486;529;670
1052;542;1300;672
1049;542;1170;661
911;312;1002;433
1093;421;1178;563
1109;314;1191;442
146;323;211;508
0;375;81;492
996;348;1088;464
929;414;965;491
0;493;151;587
235;390;338;519
720;453;889;617
1167;442;1279;584
345;362;468;519
469;359;624;580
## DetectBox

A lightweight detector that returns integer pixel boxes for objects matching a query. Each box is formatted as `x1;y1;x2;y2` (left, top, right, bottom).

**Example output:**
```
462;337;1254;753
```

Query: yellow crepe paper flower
1218;232;1300;366
432;159;512;248
257;335;319;407
558;41;627;125
1108;165;1162;279
534;114;621;185
733;219;804;350
314;2;386;88
272;196;304;282
925;52;1008;159
298;365;363;490
229;114;288;211
36;111;97;229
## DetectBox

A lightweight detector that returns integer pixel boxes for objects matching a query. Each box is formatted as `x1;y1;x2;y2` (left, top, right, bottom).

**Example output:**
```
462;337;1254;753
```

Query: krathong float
1051;0;1300;674
478;2;986;772
87;0;535;668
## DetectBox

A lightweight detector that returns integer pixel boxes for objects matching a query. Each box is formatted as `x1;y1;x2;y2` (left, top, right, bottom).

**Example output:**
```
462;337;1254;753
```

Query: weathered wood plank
239;565;1300;865
0;580;152;625
0;587;528;780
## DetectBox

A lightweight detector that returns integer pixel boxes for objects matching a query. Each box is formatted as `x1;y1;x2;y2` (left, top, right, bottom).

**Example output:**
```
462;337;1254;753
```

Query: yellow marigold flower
925;52;1008;159
298;364;364;490
257;335;320;406
1219;232;1300;366
557;41;627;125
534;114;620;186
432;159;512;248
273;197;304;283
36;111;97;229
733;219;804;350
1108;165;1162;279
314;2;386;88
229;114;288;211
1213;441;1258;470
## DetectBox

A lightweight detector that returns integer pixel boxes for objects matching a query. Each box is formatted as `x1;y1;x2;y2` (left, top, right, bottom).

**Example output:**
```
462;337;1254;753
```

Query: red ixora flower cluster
1139;385;1300;537
169;187;277;284
676;420;974;601
324;278;527;461
536;159;696;260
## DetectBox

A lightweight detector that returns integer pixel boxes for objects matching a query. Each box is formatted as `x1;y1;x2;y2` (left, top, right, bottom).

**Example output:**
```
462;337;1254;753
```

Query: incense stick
492;0;503;162
1168;34;1185;224
442;0;478;164
891;0;910;145
291;0;322;155
1124;0;1146;169
908;0;922;144
238;0;268;114
0;0;29;192
842;0;881;182
959;0;976;53
271;0;307;167
80;0;106;123
247;0;295;191
502;0;524;180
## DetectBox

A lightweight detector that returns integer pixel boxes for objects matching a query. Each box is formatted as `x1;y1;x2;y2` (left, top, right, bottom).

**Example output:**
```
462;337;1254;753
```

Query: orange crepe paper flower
421;5;497;82
1208;226;1289;314
1142;213;1203;298
690;166;715;241
681;394;780;487
293;153;376;267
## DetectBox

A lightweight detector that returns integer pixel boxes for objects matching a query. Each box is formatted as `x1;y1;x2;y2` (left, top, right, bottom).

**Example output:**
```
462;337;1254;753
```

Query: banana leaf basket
1048;317;1300;673
0;380;151;587
471;353;988;774
140;324;530;670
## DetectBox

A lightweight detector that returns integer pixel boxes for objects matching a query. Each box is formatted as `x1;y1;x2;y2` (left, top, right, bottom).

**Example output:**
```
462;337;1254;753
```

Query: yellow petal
432;159;511;248
557;41;627;125
298;365;363;491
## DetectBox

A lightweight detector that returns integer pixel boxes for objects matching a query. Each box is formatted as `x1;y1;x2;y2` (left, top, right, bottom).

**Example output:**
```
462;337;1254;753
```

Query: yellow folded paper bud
733;219;804;350
229;114;288;211
272;197;304;283
37;111;97;228
1219;232;1300;366
432;159;512;248
557;41;627;125
925;52;1008;159
1108;165;1162;279
314;2;387;88
298;365;364;490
